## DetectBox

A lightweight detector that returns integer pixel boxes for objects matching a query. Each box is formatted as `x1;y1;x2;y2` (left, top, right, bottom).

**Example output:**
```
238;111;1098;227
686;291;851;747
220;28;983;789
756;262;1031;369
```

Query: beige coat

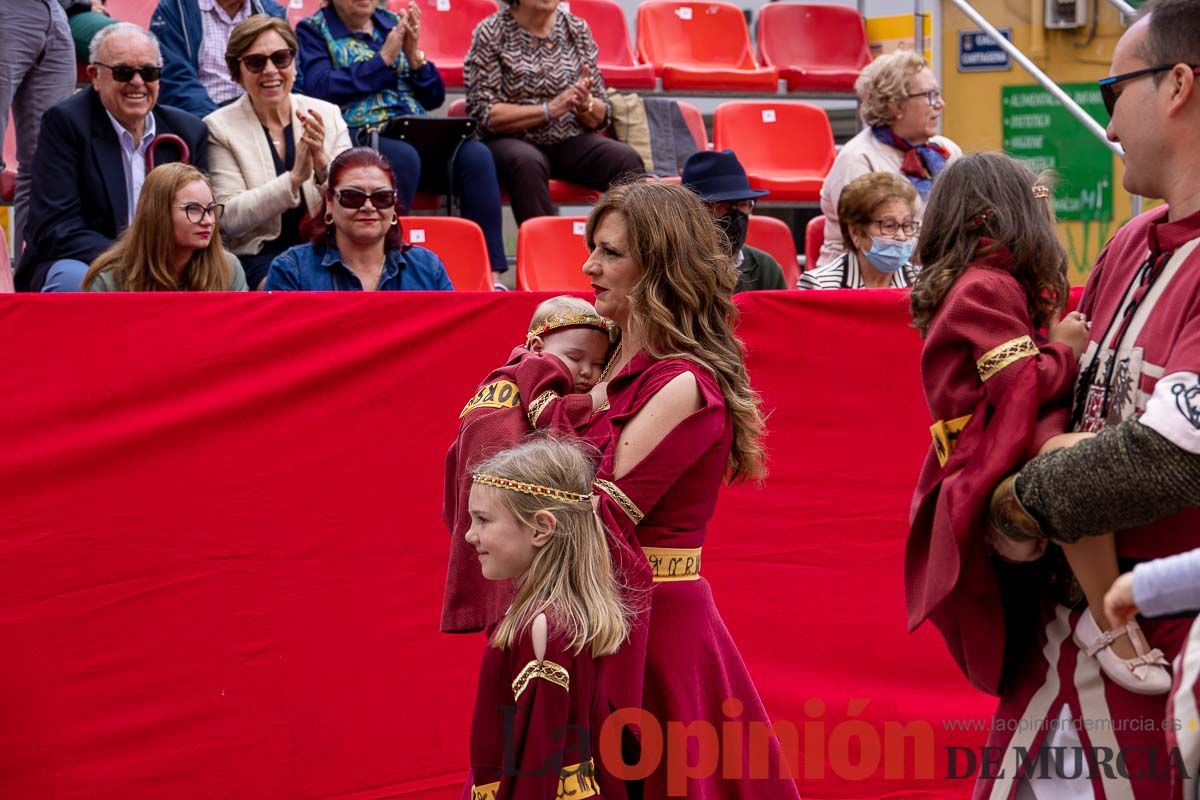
205;93;352;256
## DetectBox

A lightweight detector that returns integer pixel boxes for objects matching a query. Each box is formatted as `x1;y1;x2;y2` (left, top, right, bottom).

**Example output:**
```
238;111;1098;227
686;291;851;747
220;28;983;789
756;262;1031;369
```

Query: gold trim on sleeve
511;659;570;701
593;478;643;524
930;414;972;466
470;760;599;800
526;390;558;427
976;336;1039;382
460;380;521;418
470;780;499;800
642;546;702;582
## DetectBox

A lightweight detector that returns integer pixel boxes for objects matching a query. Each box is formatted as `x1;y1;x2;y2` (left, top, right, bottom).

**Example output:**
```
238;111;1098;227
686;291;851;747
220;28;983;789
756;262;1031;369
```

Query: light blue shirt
105;109;156;225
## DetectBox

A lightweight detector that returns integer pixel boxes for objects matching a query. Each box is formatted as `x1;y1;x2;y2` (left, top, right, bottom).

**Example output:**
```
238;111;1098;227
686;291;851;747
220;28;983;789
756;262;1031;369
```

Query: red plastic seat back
566;0;638;68
398;0;498;70
712;102;835;175
746;215;798;288
104;0;157;28
399;216;493;291
804;214;824;269
756;4;872;75
676;101;708;150
636;1;760;72
516;217;592;291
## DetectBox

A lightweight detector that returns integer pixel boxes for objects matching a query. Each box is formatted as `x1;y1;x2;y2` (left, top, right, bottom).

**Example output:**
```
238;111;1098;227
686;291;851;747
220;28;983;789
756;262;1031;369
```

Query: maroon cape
906;247;1076;695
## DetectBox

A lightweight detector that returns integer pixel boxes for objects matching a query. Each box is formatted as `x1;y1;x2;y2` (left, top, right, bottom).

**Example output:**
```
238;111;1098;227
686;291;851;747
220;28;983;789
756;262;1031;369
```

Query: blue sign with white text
957;28;1013;73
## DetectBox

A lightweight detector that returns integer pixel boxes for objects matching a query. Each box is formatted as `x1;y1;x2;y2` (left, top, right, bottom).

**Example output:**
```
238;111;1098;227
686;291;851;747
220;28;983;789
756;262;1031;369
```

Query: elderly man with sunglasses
15;22;208;292
149;0;288;118
975;0;1200;797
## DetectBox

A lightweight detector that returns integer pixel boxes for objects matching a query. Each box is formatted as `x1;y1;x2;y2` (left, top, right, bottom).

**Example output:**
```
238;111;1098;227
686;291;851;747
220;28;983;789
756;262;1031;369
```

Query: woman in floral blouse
464;0;644;225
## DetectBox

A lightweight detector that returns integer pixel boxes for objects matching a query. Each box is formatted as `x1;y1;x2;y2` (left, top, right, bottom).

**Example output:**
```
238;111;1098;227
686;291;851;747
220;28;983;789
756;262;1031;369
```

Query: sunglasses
94;62;162;83
335;188;396;210
175;202;225;223
240;48;296;74
1097;64;1200;117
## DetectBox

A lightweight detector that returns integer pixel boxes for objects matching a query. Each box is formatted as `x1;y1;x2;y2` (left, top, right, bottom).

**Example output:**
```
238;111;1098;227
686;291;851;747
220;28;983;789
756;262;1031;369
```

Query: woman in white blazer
206;15;352;288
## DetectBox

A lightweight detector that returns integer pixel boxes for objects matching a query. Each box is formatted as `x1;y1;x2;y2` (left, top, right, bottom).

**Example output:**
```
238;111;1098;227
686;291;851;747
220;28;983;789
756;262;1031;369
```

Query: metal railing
1106;0;1138;17
949;0;1143;215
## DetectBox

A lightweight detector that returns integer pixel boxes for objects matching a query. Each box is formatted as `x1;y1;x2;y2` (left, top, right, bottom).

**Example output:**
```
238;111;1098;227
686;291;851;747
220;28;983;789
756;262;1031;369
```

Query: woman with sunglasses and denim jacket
205;15;352;289
264;146;452;291
83;162;247;291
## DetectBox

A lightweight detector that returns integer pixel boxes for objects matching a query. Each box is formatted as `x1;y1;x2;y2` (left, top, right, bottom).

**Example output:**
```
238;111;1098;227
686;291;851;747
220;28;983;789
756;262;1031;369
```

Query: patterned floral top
464;8;610;145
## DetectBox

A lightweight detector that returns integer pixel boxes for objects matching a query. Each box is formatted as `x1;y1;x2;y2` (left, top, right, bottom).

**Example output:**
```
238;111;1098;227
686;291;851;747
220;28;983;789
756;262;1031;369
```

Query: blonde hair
837;172;919;247
585;182;767;483
477;438;631;657
84;163;232;292
856;51;927;127
225;15;298;83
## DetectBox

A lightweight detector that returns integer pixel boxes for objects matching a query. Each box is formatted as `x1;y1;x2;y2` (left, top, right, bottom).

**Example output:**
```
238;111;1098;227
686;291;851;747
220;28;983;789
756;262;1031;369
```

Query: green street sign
1001;83;1113;221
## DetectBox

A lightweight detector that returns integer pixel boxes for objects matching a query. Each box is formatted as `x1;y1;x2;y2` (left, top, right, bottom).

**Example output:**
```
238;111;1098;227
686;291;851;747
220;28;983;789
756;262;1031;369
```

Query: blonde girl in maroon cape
464;437;632;800
906;152;1170;698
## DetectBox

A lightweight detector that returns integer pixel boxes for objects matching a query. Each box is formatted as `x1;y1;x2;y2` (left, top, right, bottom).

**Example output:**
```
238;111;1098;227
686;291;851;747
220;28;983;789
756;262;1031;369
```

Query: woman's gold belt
471;759;599;798
642;546;702;582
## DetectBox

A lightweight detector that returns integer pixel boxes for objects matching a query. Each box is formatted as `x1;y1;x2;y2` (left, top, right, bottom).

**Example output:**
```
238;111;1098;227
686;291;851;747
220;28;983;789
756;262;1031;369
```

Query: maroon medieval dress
442;348;597;633
586;351;801;799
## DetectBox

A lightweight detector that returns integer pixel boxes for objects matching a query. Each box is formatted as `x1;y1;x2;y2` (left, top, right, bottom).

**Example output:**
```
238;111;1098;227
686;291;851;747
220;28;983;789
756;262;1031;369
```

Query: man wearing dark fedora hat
681;149;789;292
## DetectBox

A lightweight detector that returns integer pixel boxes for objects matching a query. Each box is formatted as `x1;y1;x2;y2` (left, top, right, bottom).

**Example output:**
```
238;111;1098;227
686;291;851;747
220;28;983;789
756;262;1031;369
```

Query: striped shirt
198;0;252;106
798;251;919;290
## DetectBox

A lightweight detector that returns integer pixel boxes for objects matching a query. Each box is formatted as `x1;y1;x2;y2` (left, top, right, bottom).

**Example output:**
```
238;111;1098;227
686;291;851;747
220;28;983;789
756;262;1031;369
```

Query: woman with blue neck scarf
815;50;962;269
800;172;920;289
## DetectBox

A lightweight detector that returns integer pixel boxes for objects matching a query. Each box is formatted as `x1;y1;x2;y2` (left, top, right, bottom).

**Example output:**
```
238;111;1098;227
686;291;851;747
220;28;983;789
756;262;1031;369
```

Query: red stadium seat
635;1;778;93
564;0;656;89
746;215;798;288
103;0;156;27
0;226;12;293
447;99;601;206
677;100;708;150
2;113;15;203
287;0;327;26
712;101;835;202
515;216;592;291
756;3;872;93
399;216;493;290
805;214;824;269
390;0;498;88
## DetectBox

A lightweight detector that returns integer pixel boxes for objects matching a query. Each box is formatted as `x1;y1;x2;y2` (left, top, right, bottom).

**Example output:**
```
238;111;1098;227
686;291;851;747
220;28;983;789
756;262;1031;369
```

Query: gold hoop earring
390;217;398;227
324;213;334;225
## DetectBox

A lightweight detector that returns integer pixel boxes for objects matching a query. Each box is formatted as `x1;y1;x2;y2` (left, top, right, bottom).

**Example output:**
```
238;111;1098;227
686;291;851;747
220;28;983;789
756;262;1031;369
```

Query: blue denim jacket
264;242;453;292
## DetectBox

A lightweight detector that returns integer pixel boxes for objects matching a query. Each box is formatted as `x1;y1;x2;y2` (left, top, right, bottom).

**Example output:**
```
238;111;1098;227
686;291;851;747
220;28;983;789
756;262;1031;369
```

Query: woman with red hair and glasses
264;146;452;291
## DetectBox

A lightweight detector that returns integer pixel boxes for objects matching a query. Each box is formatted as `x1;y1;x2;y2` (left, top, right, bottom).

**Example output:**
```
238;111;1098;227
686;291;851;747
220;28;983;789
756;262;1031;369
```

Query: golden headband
1032;185;1051;200
527;313;611;341
472;473;592;504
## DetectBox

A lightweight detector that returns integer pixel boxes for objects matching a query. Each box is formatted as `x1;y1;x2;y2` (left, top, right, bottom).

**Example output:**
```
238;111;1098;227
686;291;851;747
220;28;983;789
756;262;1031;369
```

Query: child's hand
589;380;608;412
1104;572;1138;629
1048;310;1089;360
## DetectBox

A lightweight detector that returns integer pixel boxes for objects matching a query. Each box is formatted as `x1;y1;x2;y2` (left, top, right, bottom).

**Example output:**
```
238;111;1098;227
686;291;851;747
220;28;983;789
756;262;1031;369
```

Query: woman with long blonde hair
580;181;798;798
464;436;631;799
84;163;247;292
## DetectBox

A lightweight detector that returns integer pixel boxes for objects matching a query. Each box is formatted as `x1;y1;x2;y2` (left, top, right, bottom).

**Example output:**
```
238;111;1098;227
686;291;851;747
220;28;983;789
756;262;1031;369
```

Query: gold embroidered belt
471;759;600;799
642;546;702;582
930;414;972;466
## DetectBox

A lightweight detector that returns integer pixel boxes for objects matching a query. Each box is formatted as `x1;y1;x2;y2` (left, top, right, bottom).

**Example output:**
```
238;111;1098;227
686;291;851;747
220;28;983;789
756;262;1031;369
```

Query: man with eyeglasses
149;0;288;118
680;150;788;293
15;22;209;292
981;0;1200;796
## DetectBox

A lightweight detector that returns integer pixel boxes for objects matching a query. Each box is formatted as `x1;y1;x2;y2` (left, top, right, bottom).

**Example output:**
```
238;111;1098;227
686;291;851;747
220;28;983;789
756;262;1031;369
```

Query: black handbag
375;116;478;203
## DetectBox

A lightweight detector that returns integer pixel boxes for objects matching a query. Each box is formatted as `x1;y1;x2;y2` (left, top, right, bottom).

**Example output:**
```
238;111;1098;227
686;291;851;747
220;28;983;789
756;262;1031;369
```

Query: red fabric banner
0;289;1073;799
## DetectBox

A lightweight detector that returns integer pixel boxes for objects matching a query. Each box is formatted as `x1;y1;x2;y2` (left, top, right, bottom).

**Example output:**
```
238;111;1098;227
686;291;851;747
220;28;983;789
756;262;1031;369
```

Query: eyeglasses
239;49;296;74
873;219;920;237
335;188;396;210
1097;64;1200;117
175;202;225;223
906;89;943;105
710;199;756;216
93;62;163;83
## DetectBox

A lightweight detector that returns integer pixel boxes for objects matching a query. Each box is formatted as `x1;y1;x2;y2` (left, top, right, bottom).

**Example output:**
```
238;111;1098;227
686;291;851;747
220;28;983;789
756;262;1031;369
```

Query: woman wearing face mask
800;172;920;290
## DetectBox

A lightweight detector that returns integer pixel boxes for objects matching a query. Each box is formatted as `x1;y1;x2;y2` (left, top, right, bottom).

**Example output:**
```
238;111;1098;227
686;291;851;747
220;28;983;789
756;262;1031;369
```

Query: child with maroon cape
906;152;1169;698
463;438;632;800
442;296;612;634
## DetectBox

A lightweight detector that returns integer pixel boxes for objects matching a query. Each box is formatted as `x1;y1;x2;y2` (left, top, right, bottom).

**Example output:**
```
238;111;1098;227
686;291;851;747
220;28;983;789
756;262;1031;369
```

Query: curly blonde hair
856;51;927;127
585;182;767;483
